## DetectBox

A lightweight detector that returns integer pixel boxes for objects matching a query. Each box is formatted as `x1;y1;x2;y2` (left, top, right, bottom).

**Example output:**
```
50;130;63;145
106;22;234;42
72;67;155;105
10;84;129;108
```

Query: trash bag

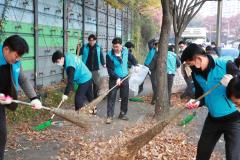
92;67;109;96
129;64;149;96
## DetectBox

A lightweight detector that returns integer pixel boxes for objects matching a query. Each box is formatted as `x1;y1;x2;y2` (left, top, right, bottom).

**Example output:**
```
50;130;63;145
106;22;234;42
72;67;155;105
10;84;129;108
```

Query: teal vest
194;58;237;117
65;53;92;84
107;47;129;78
0;45;21;91
167;51;177;74
215;56;234;62
144;48;156;66
82;44;101;67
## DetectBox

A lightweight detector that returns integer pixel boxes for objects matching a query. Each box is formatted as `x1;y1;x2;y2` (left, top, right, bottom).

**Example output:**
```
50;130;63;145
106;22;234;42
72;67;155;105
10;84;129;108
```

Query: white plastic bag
129;64;149;95
172;68;187;93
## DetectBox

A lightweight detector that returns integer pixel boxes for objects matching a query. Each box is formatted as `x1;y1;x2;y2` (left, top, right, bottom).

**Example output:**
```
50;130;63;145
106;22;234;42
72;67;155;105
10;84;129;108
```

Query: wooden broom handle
12;100;51;110
107;75;131;94
195;82;221;102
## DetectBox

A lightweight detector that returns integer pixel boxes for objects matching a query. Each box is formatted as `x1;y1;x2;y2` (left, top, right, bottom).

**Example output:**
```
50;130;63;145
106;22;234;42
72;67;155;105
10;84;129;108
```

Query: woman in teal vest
52;51;93;111
144;40;158;105
0;35;43;160
105;37;138;124
167;45;180;104
181;43;240;160
78;34;105;99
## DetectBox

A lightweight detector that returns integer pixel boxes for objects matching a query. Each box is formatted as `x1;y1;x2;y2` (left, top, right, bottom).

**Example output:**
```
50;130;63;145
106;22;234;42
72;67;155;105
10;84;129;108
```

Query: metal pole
96;0;98;38
115;9;117;37
63;0;68;54
106;4;109;50
216;0;222;47
82;0;85;44
33;0;39;88
63;0;68;79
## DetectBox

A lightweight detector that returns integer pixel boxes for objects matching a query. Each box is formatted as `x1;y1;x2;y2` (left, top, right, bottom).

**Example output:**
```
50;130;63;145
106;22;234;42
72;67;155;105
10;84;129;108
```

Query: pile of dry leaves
6;93;222;160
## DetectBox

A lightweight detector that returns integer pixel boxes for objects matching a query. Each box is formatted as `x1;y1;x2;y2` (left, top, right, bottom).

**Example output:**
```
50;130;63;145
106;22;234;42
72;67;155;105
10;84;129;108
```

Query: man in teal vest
181;43;240;160
226;77;240;107
106;37;138;124
79;34;105;99
0;35;43;160
144;40;158;105
52;51;93;111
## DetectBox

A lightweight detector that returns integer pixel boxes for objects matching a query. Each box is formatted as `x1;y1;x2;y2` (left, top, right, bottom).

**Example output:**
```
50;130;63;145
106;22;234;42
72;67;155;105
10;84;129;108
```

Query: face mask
57;63;64;67
190;66;202;73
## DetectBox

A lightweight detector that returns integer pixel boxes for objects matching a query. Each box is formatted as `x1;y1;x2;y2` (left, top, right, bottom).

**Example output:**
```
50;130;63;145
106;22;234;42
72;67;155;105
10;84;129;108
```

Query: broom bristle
85;92;108;110
51;108;91;129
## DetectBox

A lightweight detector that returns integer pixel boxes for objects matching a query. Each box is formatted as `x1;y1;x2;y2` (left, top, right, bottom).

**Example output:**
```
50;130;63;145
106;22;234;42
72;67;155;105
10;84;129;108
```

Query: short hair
3;35;29;56
112;37;122;45
52;50;64;63
168;45;175;52
206;46;214;52
178;40;186;45
125;41;134;48
211;42;216;46
88;34;97;41
234;57;240;68
180;43;206;63
226;77;240;99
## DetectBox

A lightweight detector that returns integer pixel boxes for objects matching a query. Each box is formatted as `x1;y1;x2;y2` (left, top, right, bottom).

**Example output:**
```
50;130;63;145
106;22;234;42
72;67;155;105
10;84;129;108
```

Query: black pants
0;107;6;160
167;74;174;104
149;70;157;102
92;81;98;99
75;79;94;111
197;115;240;160
107;78;129;117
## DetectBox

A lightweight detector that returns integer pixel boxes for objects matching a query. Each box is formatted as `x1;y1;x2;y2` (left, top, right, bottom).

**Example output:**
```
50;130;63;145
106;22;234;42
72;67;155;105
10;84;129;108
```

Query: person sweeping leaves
52;51;95;113
0;35;43;160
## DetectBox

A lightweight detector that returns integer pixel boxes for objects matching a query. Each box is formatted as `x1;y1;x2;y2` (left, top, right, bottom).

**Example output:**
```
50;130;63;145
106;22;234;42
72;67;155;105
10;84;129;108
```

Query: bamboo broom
12;100;90;129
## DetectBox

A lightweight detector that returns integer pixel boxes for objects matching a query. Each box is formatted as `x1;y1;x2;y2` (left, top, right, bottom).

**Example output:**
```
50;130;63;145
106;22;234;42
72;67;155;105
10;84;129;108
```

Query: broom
179;82;221;126
11;99;90;129
32;100;64;131
85;75;130;111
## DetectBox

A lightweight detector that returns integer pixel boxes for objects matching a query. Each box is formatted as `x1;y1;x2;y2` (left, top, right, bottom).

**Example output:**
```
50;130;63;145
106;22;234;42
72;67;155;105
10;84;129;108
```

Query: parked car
220;48;239;58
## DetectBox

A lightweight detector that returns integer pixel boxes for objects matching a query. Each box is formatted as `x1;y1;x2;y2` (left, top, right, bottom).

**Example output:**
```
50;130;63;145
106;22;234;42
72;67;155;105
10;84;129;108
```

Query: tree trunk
155;0;173;117
174;34;181;55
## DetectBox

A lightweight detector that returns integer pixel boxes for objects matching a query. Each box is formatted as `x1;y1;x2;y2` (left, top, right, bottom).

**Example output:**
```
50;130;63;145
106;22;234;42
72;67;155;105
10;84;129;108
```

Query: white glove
62;95;68;102
186;99;200;110
220;74;233;87
0;93;12;105
116;78;122;86
31;99;42;109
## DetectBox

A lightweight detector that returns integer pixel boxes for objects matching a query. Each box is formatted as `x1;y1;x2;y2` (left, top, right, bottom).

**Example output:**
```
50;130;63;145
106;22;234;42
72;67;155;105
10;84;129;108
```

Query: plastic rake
32;100;64;131
179;82;221;126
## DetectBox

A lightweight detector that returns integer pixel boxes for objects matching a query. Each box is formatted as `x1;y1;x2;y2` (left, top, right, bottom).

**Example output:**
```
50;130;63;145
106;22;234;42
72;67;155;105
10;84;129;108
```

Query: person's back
65;53;92;84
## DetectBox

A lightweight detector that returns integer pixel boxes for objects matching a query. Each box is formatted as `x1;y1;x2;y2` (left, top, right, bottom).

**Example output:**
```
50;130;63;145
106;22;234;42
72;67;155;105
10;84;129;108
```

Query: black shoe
151;99;155;105
118;113;129;120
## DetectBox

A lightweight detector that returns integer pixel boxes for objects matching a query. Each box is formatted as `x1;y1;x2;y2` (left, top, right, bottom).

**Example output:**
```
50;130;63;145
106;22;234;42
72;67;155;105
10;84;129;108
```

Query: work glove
62;94;68;102
0;93;12;105
186;99;200;110
116;78;122;86
30;99;43;109
220;74;233;87
133;65;140;73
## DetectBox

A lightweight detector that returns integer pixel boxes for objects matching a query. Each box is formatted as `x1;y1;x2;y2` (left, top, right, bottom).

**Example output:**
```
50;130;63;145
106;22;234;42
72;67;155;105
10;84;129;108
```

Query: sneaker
106;117;113;124
151;99;155;105
89;107;97;115
118;113;129;120
118;98;122;102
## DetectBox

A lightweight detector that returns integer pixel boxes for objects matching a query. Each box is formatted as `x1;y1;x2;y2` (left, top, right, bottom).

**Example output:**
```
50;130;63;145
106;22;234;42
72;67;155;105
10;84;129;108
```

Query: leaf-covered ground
5;92;224;160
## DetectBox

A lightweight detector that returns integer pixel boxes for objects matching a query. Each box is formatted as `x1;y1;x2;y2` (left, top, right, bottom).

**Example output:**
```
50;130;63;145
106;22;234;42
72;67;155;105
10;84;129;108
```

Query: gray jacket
7;65;37;111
